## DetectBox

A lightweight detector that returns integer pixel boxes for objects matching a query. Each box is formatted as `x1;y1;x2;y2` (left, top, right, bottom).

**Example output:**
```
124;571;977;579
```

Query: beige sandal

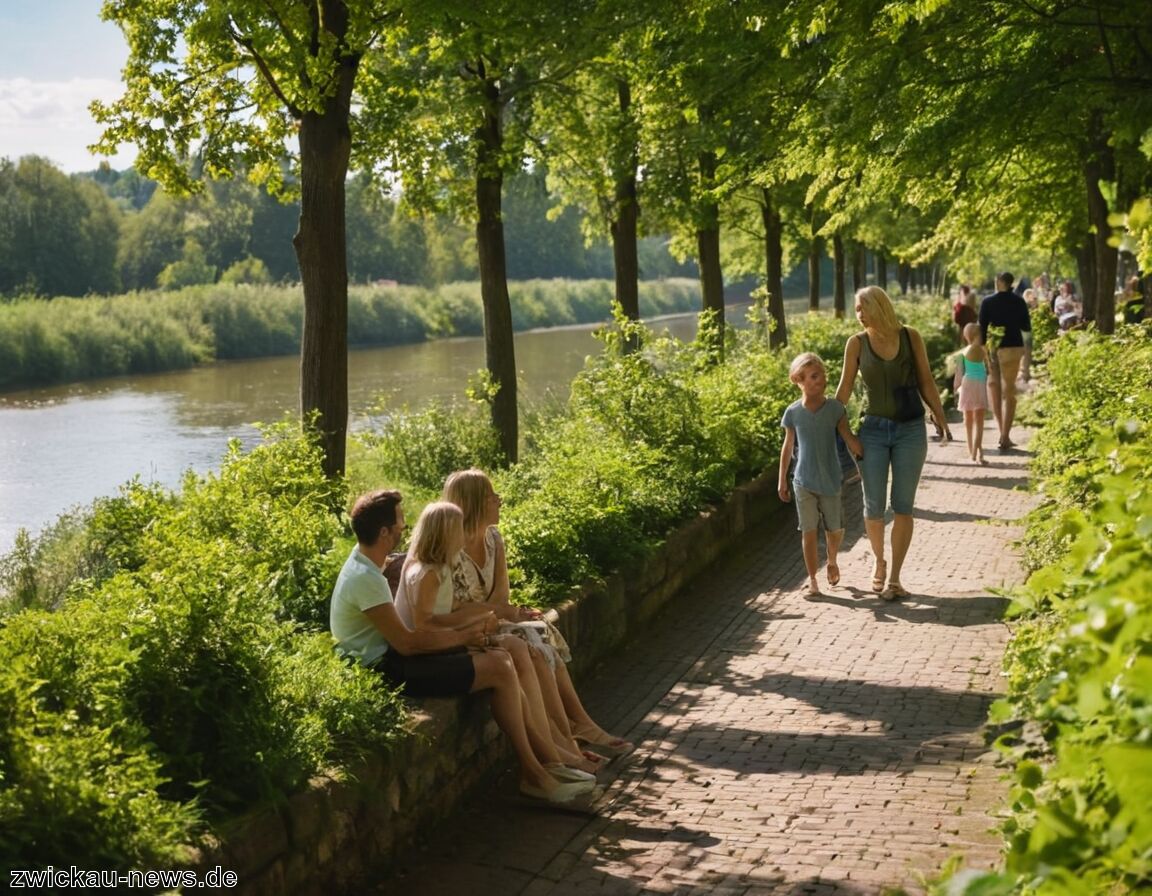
871;559;887;593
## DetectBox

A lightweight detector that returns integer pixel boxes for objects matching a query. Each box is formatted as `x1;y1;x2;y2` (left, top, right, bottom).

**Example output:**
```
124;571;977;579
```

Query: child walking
953;322;991;464
778;352;864;597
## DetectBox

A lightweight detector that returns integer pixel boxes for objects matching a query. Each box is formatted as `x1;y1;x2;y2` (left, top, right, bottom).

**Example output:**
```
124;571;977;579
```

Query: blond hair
788;352;825;383
856;286;901;336
442;468;492;535
408;501;464;565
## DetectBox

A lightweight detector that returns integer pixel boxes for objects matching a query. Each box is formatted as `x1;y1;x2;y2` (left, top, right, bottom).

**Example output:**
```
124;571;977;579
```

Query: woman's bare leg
866;516;887;585
491;636;564;765
889;512;914;585
470;650;557;792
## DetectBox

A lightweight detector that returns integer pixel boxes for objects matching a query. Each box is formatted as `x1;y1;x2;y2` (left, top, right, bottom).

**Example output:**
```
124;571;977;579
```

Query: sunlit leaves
967;327;1152;894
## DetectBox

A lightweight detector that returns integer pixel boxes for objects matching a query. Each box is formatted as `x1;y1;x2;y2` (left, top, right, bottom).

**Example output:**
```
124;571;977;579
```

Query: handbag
891;328;925;421
892;383;924;421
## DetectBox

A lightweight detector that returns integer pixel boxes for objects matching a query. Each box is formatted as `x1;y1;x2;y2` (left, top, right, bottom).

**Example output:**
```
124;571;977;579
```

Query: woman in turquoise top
835;287;951;600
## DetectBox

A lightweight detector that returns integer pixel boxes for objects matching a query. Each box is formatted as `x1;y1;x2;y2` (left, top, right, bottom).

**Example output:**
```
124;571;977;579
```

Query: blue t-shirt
781;397;846;497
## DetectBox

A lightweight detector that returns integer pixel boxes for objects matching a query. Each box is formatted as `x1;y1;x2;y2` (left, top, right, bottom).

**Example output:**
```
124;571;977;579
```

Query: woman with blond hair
442;468;632;758
394;501;602;785
834;287;951;600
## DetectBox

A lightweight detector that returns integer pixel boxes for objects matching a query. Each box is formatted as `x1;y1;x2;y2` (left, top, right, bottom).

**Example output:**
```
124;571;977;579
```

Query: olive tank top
858;327;919;420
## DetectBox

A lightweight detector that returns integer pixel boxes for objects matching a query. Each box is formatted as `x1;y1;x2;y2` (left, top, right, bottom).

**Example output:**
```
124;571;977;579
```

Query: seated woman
442;468;633;757
394;500;602;777
330;489;596;806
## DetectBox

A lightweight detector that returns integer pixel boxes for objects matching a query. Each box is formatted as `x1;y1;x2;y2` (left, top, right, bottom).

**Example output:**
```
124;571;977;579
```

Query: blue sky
0;1;137;172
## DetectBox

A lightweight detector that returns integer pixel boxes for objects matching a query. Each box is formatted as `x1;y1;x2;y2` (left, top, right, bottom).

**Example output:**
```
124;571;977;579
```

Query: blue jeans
857;415;927;519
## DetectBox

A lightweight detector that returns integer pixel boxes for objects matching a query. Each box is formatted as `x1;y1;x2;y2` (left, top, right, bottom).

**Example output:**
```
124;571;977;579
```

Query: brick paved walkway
374;429;1038;896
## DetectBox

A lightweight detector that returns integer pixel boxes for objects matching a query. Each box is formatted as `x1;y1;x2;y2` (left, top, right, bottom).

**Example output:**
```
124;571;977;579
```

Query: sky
0;1;138;173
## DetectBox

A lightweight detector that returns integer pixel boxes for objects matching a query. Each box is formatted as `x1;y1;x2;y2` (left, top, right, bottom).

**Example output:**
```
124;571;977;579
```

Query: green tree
0;157;122;297
361;0;590;462
93;0;397;476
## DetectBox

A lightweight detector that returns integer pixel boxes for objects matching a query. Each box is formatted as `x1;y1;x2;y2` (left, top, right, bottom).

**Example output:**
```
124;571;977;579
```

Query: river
0;312;713;554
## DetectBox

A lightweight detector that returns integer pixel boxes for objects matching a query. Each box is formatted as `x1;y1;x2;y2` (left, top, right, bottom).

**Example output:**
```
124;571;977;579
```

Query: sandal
881;581;908;601
826;563;840;587
871;559;887;593
573;727;634;756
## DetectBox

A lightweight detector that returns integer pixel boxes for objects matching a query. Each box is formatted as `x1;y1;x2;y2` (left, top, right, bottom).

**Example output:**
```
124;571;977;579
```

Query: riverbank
0;279;700;392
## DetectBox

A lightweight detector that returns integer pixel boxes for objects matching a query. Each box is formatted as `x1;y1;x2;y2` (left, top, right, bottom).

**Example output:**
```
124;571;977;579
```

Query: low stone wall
185;471;783;894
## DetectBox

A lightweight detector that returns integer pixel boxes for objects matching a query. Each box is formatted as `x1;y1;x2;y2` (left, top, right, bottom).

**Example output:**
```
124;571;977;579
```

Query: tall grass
0;279;701;390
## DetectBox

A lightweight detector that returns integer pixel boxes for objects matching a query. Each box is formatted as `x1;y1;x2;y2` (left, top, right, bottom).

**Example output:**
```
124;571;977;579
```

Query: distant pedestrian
952;323;991;465
778;352;863;597
979;272;1031;452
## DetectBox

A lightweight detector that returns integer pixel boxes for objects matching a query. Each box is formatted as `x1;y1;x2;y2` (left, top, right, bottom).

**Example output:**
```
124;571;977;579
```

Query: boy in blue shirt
778;353;863;596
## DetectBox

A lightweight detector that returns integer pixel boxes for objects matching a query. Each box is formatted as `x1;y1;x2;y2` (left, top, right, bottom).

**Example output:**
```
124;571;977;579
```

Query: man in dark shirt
979;272;1032;453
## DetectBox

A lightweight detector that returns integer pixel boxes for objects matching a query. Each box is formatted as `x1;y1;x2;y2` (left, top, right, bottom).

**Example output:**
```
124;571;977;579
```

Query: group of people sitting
329;469;632;808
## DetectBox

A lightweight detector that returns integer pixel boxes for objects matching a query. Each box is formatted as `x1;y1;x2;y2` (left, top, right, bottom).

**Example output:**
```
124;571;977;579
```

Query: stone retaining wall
185;471;783;894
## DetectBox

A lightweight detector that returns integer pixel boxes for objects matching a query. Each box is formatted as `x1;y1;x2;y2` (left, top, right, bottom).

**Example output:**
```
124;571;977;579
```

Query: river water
0;313;710;553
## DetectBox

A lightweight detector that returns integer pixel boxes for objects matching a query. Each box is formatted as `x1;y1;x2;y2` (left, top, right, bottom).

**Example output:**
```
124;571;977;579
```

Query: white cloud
0;77;137;172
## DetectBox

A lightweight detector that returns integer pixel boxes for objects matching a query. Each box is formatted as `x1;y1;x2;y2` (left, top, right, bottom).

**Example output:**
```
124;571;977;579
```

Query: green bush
0;427;405;869
940;321;1152;895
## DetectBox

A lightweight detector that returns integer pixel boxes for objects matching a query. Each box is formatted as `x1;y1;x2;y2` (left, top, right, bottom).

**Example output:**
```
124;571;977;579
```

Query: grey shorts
794;485;844;533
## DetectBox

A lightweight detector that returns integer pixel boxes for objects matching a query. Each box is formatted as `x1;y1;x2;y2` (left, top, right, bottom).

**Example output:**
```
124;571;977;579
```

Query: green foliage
219;256;272;285
942;325;1152;895
156;241;216;290
355;400;504;495
355;304;865;604
0;298;935;868
0;427;404;868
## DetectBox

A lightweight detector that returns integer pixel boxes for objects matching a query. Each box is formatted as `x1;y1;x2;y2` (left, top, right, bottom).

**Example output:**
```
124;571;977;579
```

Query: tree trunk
475;73;518;463
696;147;725;359
610;79;640;343
832;231;846;319
851;242;865;292
293;51;357;479
808;237;821;311
760;186;786;348
1084;125;1117;334
1076;243;1096;324
877;252;888;291
898;262;911;295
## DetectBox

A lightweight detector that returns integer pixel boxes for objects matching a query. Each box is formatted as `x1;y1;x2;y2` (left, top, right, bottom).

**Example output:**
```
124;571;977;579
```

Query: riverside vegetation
0;278;699;391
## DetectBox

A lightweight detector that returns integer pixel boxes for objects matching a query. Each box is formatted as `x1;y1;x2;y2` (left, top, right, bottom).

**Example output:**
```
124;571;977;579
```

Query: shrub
0;427;406;867
940;321;1152;895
